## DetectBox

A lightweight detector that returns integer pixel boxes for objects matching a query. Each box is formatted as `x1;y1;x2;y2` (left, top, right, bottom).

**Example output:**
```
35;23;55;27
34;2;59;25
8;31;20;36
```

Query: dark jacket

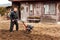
10;11;18;20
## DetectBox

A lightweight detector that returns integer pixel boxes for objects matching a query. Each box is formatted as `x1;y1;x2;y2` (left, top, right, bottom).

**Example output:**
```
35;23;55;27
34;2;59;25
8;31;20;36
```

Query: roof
0;3;12;7
9;0;60;2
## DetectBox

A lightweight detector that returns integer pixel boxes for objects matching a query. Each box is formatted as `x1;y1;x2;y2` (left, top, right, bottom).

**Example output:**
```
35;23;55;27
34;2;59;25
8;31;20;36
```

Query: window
44;4;55;14
44;4;49;14
30;4;33;11
49;4;55;14
29;4;34;16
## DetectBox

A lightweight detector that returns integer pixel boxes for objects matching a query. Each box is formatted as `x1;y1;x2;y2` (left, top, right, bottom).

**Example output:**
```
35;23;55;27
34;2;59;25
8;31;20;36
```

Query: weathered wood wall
12;1;60;22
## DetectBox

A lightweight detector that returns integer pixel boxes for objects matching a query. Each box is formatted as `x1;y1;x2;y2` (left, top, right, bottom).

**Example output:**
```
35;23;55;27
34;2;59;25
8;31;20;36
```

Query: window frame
44;3;56;15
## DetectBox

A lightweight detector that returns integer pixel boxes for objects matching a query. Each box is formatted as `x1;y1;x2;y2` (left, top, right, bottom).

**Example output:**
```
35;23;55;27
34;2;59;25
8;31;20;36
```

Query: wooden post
56;3;59;23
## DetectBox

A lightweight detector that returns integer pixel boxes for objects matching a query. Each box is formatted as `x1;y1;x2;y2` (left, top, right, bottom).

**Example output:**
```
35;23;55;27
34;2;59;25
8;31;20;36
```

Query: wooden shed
9;0;60;23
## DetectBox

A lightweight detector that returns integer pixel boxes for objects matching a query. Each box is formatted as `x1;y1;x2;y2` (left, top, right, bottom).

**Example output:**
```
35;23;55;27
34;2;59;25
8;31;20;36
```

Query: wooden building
9;0;60;23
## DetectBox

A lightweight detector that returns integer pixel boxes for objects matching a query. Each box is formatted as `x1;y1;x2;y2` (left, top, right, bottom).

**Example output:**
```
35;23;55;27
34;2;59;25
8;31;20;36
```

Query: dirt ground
0;20;60;40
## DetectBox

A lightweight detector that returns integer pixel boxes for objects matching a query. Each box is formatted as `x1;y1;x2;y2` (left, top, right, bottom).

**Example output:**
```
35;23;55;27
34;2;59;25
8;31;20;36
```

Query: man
10;8;19;32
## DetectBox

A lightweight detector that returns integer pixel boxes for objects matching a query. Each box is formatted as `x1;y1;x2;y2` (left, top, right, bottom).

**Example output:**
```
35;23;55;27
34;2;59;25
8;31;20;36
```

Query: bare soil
0;20;60;40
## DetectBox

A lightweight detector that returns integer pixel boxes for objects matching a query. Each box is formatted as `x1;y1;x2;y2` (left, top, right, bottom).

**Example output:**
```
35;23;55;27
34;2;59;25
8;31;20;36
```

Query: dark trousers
10;20;18;32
